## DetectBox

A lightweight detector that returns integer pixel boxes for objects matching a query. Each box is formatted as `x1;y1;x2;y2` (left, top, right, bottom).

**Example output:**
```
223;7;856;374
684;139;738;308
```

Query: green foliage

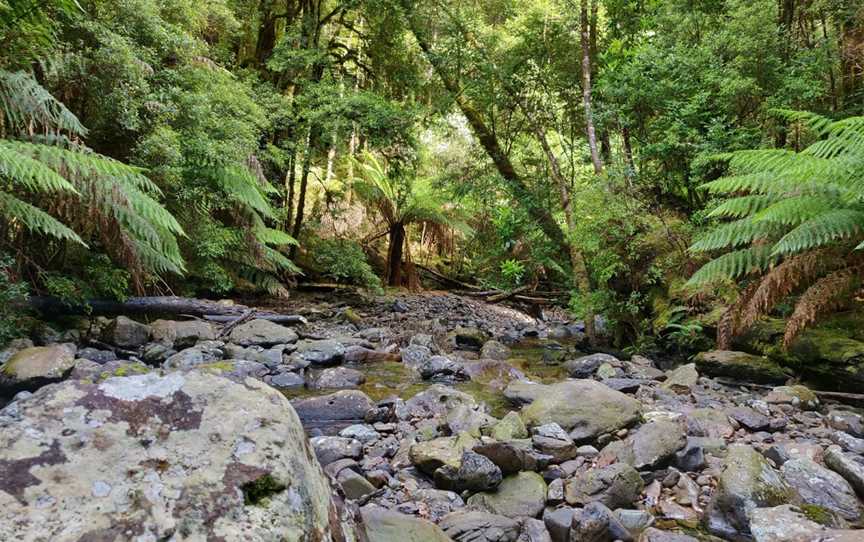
309;238;382;293
499;259;526;289
0;254;27;345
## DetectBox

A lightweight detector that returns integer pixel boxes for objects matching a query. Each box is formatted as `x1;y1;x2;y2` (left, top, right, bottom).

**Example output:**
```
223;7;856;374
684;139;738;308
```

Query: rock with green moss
409;433;477;474
361;506;451;542
765;385;819;410
488;411;528;441
0;343;76;396
466;471;547;518
520;380;642;442
0;371;359;541
694;350;791;384
704;444;799;540
780;458;862;523
564;462;644;509
748;505;864;542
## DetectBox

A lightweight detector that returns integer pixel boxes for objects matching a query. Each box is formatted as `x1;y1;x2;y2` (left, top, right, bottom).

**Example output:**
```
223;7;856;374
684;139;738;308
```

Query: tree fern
689;110;864;344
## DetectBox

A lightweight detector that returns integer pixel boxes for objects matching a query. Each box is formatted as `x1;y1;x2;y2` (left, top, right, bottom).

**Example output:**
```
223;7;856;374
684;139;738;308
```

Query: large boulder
0;343;76;396
409;434;476;474
228;319;299;347
466;471;547;518
693;350;791;384
564;353;619;379
825;445;864;497
309;367;366;390
704;444;798;540
626;419;687;470
294;339;347;367
396;384;479;421
748;505;864;542
0;371;355;541
520;380;642;442
662;363;699;394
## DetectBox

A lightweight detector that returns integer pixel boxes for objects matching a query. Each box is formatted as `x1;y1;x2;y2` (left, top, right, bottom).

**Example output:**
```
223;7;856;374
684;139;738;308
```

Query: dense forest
2;0;864;356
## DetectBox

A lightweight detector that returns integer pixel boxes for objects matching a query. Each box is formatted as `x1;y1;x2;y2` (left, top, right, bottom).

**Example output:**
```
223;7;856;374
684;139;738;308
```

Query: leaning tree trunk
387;222;406;287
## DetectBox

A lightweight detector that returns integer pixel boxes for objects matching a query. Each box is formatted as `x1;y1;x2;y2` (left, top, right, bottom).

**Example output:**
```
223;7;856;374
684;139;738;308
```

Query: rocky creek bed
1;292;864;541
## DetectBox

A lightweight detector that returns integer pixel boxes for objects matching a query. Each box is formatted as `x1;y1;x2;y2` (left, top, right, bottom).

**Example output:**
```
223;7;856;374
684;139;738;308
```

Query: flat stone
564;353;619;378
0;344;77;395
150;319;215;348
694;350;791;384
466;471;547;518
362;506;450;542
474;440;551;474
228;319;298;347
765;385;819;410
749;504;864;542
781;458;862;522
440;509;521;542
410;434;475;474
628;419;686;470
294;339;347;366
662;363;699;394
433;450;502;493
310;436;362;466
292;390;375;434
825;445;864;497
309;366;366;389
489;411;528;441
101;316;150;348
564;463;644;510
532;423;577;463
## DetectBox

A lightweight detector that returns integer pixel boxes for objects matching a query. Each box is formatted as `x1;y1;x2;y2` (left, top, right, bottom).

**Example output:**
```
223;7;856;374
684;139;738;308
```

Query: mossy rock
693;350;791;384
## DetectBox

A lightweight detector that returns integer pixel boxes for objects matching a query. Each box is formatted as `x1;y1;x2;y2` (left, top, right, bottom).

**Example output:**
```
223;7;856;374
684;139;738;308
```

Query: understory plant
688;111;864;347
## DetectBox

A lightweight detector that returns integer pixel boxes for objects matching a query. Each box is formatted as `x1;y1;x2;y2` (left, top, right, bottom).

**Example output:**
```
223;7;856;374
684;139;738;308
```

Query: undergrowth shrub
309;238;382;293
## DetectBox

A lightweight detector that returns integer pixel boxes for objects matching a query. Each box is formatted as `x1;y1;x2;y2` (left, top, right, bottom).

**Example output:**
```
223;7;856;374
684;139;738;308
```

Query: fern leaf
687;247;775;286
0;191;84;244
784;265;863;346
690;219;782;252
771;209;864;256
707;195;778;219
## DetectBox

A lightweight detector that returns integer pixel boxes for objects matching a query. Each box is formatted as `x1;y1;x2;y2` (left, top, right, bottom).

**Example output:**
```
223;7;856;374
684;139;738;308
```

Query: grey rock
638;528;699;542
748;504;864;542
570;501;633;542
292;390;375;433
519;518;553;542
474;440;551;475
728;406;771;431
490;411;529;440
267;371;305;389
467;471;547;518
564;463;644;510
401;345;432;370
337;468;377;500
295;339;347;366
481;340;512;361
532;423;577;463
564;353;619;379
310;435;362;466
410;434;476;474
685;408;734;439
228;319;298;347
163;341;224;370
831;431;864;454
149;319;215;348
339;424;380;444
362;506;450;542
310;366;366;389
780;458;862;522
434;450;502;493
396;384;479;421
76;347;117;364
0;343;77;395
628;419;686;470
827;411;864;438
0;371;356;541
825;445;864;497
440;510;521;542
662;363;699;394
544;507;575;542
521;380;642;442
503;380;549;406
704;444;797;540
101;316;150;348
614;509;655;535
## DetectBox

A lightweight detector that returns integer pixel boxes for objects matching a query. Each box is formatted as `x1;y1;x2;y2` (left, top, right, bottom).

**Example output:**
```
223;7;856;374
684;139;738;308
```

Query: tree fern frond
254;227;298;246
784;265;864;346
771;109;834;136
707;195;778;219
690;218;782;252
771;209;864;256
752;196;837;226
0;142;78;194
687;247;775;287
205;165;275;218
0;70;86;137
0;191;84;244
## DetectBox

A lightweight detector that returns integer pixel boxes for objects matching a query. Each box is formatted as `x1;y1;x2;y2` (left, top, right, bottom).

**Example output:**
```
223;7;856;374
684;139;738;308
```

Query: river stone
339;424;380;444
228;319;299;347
467;471;547;518
748;504;864;542
292;390;375;433
76;347;117;364
0;343;77;395
481;340;511;361
825;445;864;497
149;319;216;348
685;408;735;439
163;341;225;370
362;506;451;542
827;411;864;438
831;431;864;454
662;363;699;394
571;501;634;542
564;353;619;378
564;463;644;510
704;444;798;540
520;380;641;442
196;360;269;384
410;434;476;474
396;384;479;421
638;528;699;542
293;339;346;367
0;338;33;364
728;406;771;431
543;507;574;542
267;370;305;389
401;345;432;370
310;436;362;466
532;423;577;463
71;359;151;381
454;327;489;351
434;451;502;493
101;316;151;348
473;440;551;474
0;371;355;541
765;385;819;410
693;350;791;384
440;509;521;542
520;517;553;542
780;458;862;522
309;366;366;390
490;411;528;440
412;488;465;522
628;419;686;469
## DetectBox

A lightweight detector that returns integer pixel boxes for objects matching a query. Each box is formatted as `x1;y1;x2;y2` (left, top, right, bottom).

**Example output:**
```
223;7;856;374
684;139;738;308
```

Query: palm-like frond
689;110;864;344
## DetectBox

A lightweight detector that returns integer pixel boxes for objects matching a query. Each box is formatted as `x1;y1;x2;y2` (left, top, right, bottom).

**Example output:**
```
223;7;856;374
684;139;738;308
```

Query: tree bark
290;128;316;258
397;0;569;262
387;222;406;287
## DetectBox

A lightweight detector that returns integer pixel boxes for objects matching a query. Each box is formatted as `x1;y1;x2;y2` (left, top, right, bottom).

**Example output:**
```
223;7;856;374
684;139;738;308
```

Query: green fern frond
771;209;864;256
752;196;837;226
687;247;775;287
0;191;84;244
206;165;275;218
690;219;782;252
0;142;78;194
0;70;86;137
254;227;298;246
707;195;778;218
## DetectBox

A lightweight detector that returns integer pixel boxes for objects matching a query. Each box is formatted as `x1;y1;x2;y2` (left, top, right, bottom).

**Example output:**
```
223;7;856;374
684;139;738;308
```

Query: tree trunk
290;130;315;258
284;149;296;230
387;222;406;287
397;0;569;263
578;0;601;343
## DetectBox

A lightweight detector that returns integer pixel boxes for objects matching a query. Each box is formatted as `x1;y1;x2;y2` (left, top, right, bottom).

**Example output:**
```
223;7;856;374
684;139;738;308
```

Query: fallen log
27;296;307;325
488;285;531;302
415;264;483;291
